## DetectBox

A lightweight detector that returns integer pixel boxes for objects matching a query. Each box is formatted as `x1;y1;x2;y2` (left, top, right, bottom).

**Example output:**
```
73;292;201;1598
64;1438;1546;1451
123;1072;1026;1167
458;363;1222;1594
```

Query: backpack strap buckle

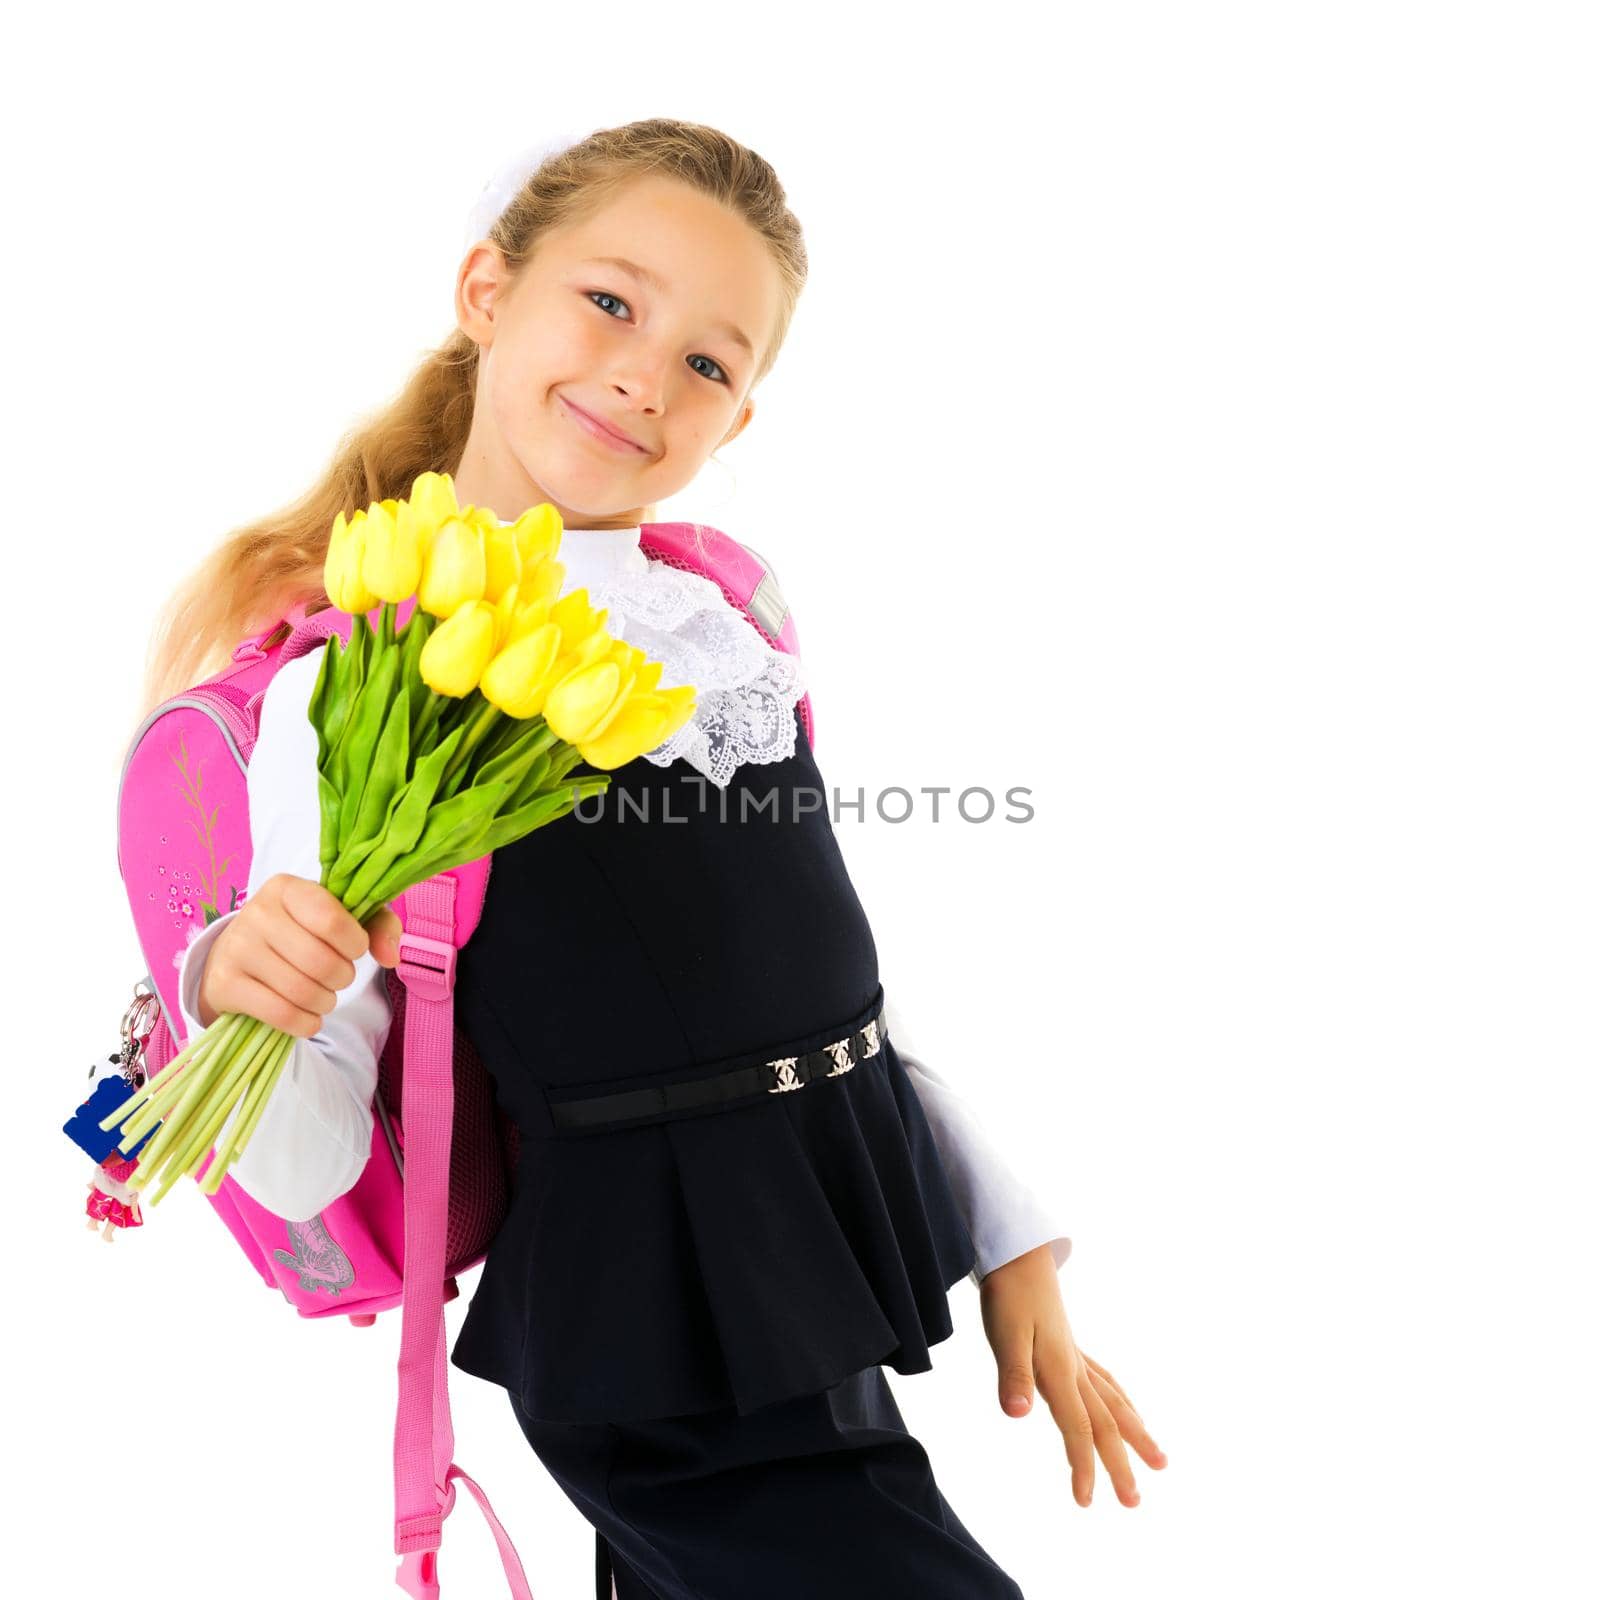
395;931;457;1003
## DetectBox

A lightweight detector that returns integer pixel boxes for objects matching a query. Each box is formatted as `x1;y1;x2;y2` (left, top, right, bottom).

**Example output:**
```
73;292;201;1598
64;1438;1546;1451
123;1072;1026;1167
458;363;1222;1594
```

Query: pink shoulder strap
270;599;516;1599
389;872;518;1600
263;515;812;1596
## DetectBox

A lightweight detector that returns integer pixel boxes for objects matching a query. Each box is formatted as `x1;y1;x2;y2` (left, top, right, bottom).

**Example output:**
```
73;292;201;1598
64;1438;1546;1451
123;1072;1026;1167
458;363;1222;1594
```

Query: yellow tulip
489;581;521;654
544;660;623;745
419;599;498;697
487;560;566;650
324;510;378;614
548;624;619;690
409;471;462;536
511;594;616;717
574;641;643;743
657;683;699;733
502;591;556;650
579;686;698;770
362;497;425;604
548;588;609;647
518;555;566;610
418;516;487;618
497;620;602;720
510;502;563;568
481;517;523;606
479;623;563;718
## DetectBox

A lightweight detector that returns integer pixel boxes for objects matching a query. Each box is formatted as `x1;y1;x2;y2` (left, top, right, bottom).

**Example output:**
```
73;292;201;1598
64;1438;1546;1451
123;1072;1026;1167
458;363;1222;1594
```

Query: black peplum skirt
445;708;978;1424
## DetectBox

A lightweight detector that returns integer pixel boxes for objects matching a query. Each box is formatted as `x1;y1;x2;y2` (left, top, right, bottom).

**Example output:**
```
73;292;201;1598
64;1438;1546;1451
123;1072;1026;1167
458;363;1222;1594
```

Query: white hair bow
461;127;598;251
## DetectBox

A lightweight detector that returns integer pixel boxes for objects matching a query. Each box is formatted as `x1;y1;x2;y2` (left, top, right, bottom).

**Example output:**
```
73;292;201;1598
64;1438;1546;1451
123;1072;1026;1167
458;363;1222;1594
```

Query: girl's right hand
195;873;403;1035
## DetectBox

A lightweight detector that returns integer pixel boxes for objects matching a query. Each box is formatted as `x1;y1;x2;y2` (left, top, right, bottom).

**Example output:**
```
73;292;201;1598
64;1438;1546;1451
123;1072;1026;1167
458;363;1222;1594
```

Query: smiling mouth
560;394;649;455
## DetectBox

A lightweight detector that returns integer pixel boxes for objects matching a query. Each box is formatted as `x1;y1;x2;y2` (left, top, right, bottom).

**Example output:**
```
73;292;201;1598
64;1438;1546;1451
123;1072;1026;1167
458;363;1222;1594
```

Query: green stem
413;690;449;754
200;1041;280;1190
204;1033;295;1194
108;1011;253;1149
101;1010;244;1136
346;894;378;928
165;1018;286;1182
125;1030;248;1198
439;697;504;796
482;712;554;772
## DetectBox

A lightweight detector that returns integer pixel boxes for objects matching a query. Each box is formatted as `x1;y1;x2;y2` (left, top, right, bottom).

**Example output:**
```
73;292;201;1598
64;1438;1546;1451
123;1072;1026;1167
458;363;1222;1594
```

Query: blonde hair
136;116;808;730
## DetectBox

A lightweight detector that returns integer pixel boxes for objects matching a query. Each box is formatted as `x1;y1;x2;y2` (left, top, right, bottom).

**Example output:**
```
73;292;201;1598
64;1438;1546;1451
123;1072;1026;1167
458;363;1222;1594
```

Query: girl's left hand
978;1243;1168;1508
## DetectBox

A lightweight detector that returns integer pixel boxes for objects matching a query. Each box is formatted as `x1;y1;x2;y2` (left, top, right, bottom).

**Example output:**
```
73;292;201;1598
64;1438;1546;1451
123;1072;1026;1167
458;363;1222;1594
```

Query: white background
10;2;1596;1596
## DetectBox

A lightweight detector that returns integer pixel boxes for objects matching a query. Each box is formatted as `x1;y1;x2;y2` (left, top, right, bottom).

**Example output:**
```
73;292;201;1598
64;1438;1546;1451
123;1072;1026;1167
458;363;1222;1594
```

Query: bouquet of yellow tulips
100;471;696;1206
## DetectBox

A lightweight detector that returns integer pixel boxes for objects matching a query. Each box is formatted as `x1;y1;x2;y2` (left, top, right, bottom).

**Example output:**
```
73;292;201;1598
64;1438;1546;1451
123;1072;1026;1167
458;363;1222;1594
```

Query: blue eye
586;290;730;385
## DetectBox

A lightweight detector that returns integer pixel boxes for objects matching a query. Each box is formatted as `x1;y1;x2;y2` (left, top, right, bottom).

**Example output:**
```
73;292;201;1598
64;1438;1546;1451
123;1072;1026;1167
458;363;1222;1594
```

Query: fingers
254;934;347;1023
1081;1353;1131;1407
1076;1364;1142;1506
226;969;330;1040
1031;1342;1098;1508
979;1279;1038;1418
996;1343;1037;1419
363;907;404;968
274;874;371;963
1085;1368;1168;1470
1081;1353;1167;1468
255;904;359;1001
213;875;367;1034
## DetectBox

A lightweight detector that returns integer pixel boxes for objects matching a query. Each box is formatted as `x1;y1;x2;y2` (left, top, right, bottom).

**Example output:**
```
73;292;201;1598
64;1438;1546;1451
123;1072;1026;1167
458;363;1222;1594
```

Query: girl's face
453;173;782;529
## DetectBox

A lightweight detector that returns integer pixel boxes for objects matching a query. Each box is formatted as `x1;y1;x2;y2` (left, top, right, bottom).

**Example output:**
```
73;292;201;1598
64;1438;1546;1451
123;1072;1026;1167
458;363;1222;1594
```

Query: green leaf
397;608;431;735
326;723;464;906
325;621;372;798
385;723;466;855
331;620;369;737
342;777;513;912
410;778;515;857
476;722;558;792
507;751;554;810
365;820;499;903
335;648;401;854
477;786;597;853
544;743;589;787
307;637;339;764
326;762;415;901
349;688;410;854
477;707;541;768
317;769;343;882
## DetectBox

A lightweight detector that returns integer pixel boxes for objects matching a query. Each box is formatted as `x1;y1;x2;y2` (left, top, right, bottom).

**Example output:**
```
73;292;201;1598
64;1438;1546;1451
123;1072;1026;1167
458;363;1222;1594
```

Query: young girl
146;118;1164;1599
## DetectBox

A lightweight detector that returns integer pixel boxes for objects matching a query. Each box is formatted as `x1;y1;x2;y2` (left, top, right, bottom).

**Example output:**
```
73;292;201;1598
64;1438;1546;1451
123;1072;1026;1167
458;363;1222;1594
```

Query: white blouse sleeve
882;990;1073;1288
174;646;392;1222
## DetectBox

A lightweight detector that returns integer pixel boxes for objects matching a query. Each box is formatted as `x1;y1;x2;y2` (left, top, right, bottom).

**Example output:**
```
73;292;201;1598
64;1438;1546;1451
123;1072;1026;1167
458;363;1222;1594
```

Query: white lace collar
494;518;806;787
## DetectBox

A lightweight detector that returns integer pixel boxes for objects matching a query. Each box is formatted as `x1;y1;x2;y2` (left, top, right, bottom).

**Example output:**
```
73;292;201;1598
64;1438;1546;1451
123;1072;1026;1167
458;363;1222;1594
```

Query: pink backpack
112;522;813;1599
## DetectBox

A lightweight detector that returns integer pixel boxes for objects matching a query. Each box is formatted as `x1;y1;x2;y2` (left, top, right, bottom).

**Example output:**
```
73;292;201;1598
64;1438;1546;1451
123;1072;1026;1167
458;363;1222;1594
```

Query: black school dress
446;701;1024;1598
448;698;978;1421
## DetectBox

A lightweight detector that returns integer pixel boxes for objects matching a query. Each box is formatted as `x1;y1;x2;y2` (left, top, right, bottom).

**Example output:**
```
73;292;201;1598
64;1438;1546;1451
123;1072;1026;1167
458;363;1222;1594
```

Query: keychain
64;982;162;1241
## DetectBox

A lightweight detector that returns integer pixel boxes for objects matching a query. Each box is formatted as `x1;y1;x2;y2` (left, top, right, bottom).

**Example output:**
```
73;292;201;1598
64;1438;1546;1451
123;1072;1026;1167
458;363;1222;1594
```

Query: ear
721;396;755;449
456;241;509;348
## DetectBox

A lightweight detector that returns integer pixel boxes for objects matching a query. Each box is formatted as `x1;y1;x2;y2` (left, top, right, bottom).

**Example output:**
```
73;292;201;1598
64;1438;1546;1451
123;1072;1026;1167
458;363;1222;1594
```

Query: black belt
547;1000;890;1133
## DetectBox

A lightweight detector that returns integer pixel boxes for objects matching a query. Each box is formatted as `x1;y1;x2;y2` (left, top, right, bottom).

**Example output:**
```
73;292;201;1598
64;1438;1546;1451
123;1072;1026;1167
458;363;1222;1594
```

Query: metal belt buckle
823;1038;855;1077
767;1056;804;1093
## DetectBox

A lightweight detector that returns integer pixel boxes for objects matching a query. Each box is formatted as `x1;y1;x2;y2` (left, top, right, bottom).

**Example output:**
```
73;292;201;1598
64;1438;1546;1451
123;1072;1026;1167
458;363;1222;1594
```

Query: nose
608;380;663;419
606;351;668;415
